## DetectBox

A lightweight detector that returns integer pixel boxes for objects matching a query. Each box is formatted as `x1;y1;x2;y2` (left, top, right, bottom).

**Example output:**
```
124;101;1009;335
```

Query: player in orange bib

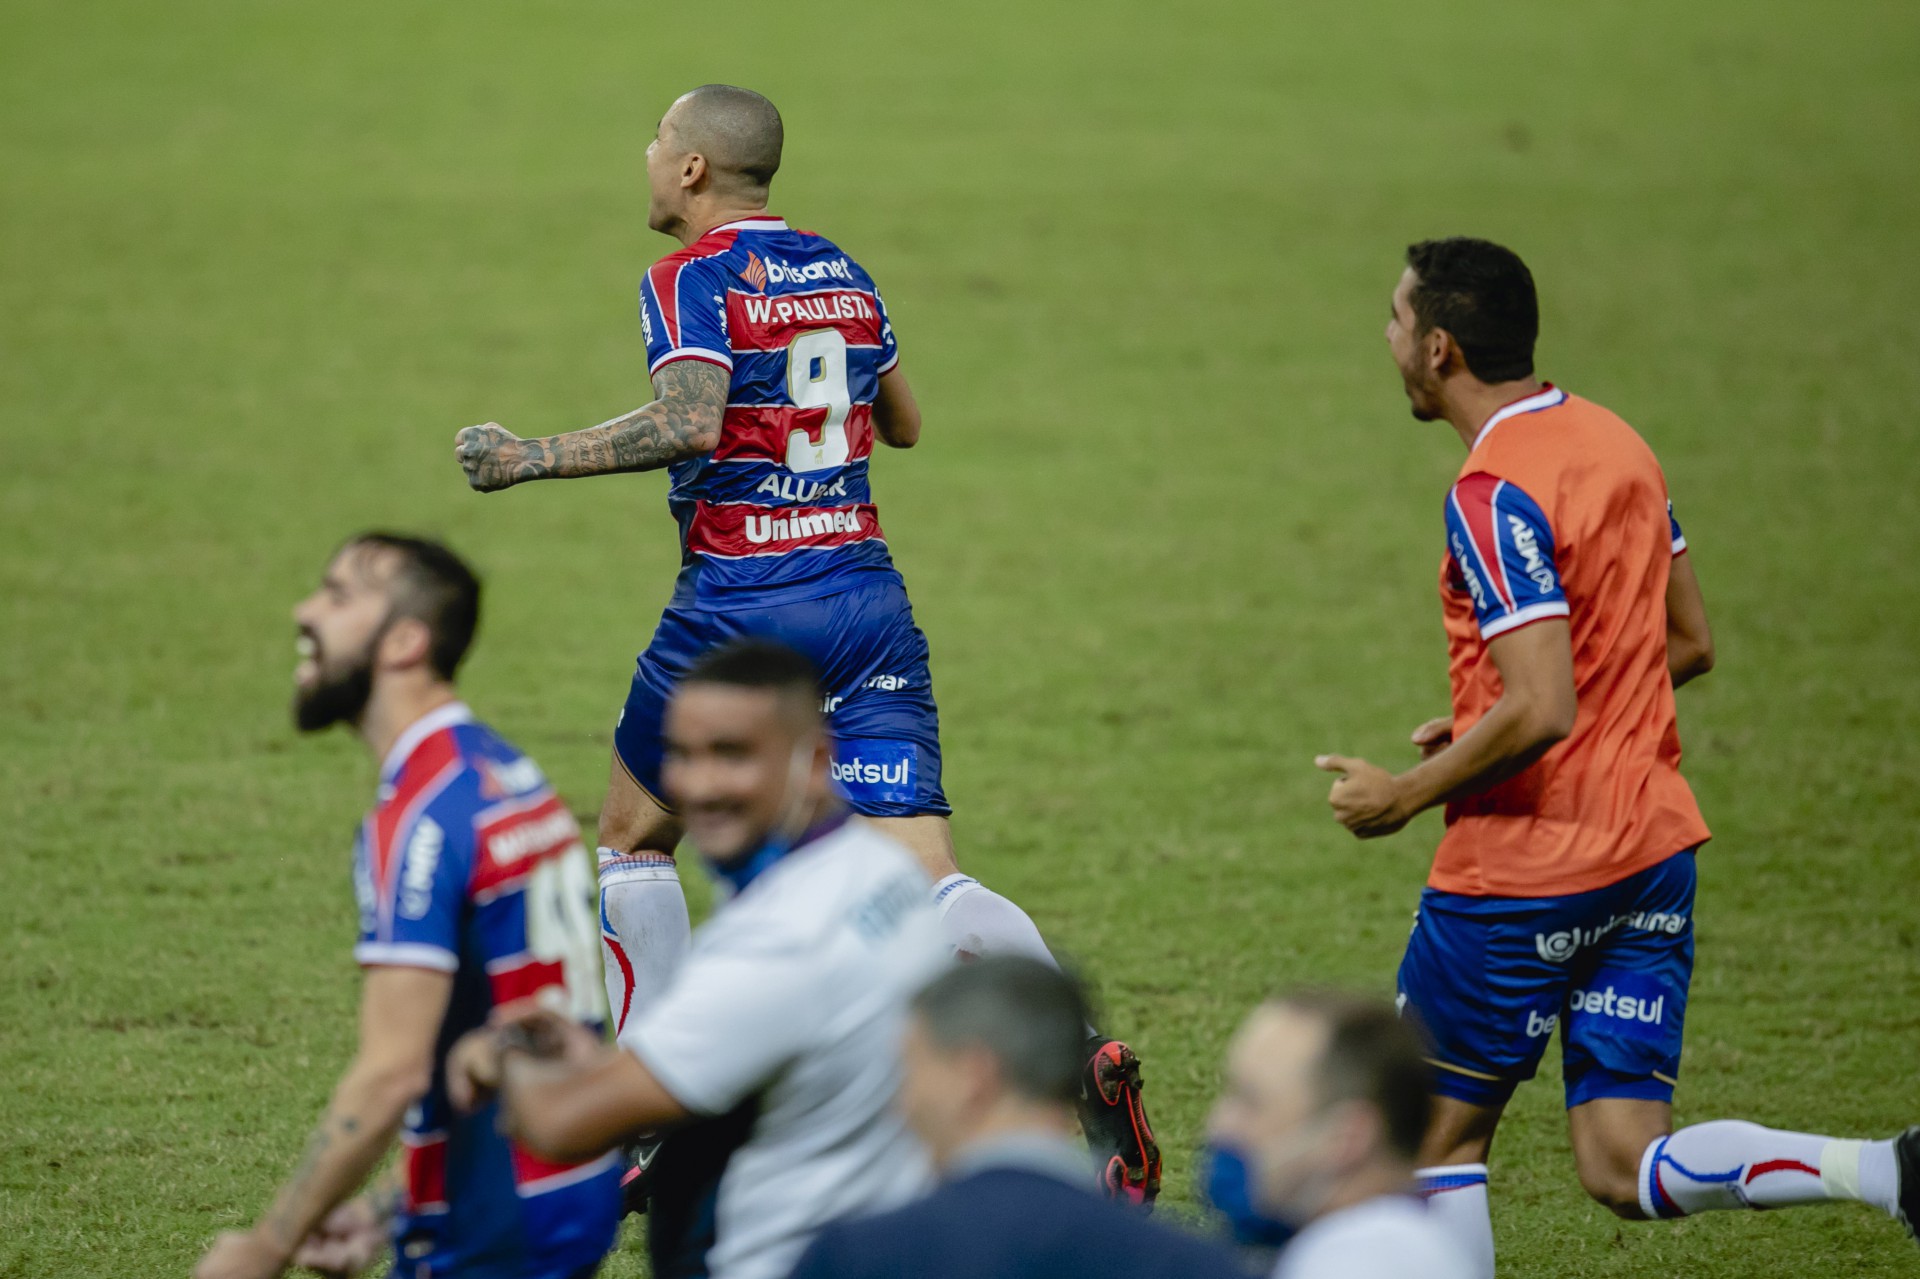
1314;238;1916;1274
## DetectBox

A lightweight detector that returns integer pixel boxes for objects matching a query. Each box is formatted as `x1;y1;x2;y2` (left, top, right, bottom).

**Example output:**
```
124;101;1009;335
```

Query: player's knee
1576;1157;1646;1219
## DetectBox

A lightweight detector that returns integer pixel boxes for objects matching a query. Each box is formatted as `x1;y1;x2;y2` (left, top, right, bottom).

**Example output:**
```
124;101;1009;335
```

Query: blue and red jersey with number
353;702;619;1279
1435;385;1710;899
638;215;903;611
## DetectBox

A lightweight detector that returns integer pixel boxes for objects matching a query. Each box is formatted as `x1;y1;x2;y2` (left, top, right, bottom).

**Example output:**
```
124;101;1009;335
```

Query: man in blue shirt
786;958;1247;1279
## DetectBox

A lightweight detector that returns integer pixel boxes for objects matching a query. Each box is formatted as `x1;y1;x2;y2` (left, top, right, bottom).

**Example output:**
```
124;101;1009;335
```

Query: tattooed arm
193;967;452;1279
454;359;730;493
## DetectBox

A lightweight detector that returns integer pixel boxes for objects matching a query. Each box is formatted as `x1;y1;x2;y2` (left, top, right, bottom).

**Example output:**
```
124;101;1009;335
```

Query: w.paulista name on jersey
354;703;619;1278
639;215;904;610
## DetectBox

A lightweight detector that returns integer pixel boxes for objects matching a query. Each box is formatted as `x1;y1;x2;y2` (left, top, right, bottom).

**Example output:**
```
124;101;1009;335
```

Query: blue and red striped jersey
638;215;903;610
352;702;619;1279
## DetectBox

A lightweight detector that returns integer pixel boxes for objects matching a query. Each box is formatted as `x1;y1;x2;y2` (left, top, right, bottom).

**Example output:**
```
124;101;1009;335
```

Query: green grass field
4;0;1918;1274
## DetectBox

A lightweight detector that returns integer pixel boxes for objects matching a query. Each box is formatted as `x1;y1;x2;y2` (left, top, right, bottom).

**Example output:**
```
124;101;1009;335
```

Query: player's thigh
811;580;954;824
604;607;721;852
1567;1095;1672;1216
1395;889;1576;1141
864;814;960;881
1558;851;1697;1107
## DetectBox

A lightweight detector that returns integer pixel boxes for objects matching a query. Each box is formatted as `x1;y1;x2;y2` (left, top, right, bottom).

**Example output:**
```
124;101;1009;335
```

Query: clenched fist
455;423;536;492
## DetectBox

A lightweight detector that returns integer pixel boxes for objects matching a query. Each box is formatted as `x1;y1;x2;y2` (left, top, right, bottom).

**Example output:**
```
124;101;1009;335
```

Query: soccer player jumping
1315;238;1917;1274
452;85;1156;1202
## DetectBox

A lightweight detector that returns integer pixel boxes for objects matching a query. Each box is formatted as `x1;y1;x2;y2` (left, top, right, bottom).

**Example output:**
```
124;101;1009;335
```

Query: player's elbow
1689;632;1716;677
877;410;920;449
1522;693;1576;752
349;1055;434;1119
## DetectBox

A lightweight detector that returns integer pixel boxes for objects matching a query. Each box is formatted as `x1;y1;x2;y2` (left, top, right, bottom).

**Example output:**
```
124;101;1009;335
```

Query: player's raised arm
873;366;921;449
453;358;729;492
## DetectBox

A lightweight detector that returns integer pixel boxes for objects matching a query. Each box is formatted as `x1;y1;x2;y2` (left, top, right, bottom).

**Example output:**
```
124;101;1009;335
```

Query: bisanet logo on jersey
740;291;876;329
764;255;854;286
739;252;769;292
1507;515;1556;593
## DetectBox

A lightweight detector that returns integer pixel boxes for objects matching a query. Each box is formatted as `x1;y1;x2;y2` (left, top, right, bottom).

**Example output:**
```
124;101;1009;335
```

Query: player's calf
596;754;692;1034
1635;1119;1906;1225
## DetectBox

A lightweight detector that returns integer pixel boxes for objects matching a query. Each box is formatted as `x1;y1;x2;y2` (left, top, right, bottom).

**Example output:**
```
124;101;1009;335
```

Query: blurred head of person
663;639;835;873
1387;236;1539;422
1203;993;1432;1245
899;956;1092;1171
291;532;481;735
646;84;784;238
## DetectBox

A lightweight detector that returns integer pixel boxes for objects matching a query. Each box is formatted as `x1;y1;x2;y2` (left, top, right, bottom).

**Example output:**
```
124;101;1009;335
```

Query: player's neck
1443;375;1544;450
356;677;462;767
674;202;773;247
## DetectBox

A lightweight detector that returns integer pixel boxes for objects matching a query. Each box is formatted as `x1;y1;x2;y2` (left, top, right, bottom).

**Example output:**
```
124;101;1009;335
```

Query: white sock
1638;1120;1899;1217
1415;1164;1493;1279
930;874;1060;966
598;849;691;1036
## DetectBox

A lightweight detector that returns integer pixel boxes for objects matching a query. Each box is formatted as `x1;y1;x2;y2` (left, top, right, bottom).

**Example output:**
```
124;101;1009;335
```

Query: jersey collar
1471;383;1566;451
699;214;788;242
379;700;473;789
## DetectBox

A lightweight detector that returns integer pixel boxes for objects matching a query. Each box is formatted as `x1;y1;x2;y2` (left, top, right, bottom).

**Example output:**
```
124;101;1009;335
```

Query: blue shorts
1397;850;1697;1109
613;576;951;818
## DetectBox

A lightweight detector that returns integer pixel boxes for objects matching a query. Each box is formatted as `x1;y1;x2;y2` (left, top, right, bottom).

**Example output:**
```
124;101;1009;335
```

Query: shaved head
665;84;784;196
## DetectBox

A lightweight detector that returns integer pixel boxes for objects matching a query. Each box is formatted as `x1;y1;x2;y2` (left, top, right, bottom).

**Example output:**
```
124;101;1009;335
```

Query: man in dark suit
786;958;1249;1279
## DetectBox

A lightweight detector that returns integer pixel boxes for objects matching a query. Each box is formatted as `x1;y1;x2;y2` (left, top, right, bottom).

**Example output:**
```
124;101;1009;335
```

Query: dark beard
293;653;375;732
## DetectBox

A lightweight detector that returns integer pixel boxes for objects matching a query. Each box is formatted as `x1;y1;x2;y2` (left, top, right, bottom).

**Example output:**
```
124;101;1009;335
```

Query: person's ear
681;152;708;192
1426;326;1455;377
377;616;434;673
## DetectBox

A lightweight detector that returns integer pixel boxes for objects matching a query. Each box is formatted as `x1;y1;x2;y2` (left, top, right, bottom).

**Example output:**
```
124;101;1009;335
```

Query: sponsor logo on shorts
1569;984;1666;1025
829;739;919;806
1534;910;1689;962
1526;1007;1560;1038
831;756;910;788
822;674;910;716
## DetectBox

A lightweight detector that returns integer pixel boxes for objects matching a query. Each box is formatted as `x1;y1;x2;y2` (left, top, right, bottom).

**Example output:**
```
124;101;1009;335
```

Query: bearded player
451;85;1157;1202
194;534;618;1279
1314;238;1917;1274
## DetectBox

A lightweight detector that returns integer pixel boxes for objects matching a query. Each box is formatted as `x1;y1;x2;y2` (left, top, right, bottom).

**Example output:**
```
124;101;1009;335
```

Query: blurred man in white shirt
448;639;950;1279
1204;994;1472;1279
